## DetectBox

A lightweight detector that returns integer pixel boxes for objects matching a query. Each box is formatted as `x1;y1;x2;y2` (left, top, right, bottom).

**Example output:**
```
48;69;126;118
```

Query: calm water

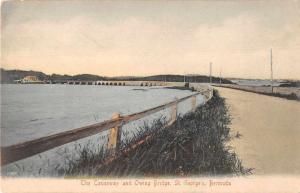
1;84;205;176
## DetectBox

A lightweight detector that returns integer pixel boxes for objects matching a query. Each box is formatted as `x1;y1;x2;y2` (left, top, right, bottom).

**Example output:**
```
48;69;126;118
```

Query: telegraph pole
209;62;212;84
270;49;273;93
164;64;167;83
219;70;222;84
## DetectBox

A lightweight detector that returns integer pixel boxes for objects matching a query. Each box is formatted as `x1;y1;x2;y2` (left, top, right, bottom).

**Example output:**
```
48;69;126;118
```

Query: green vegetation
264;92;299;101
215;85;299;101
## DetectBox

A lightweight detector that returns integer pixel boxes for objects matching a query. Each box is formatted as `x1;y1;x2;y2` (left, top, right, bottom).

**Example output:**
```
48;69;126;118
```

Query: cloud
2;12;300;79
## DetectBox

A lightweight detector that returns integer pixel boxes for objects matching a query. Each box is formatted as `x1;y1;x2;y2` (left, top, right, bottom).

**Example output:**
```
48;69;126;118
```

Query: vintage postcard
0;0;300;193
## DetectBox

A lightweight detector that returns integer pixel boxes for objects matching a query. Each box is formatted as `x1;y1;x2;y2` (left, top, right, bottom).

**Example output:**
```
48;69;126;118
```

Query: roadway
215;87;300;175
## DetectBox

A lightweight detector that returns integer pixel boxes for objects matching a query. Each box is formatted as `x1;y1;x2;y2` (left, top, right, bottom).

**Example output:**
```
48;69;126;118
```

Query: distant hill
0;69;106;83
0;68;233;84
49;73;105;83
115;74;233;84
72;74;105;81
0;68;49;83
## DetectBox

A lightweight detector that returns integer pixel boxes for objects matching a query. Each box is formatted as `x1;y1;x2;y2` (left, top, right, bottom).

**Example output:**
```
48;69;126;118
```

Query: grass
61;90;251;177
264;92;298;100
215;85;299;101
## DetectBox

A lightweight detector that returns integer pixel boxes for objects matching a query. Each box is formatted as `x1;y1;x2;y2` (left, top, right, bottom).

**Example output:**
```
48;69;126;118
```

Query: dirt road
216;87;300;175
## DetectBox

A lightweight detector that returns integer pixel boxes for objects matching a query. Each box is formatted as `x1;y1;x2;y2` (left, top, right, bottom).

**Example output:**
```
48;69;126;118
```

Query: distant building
21;76;43;84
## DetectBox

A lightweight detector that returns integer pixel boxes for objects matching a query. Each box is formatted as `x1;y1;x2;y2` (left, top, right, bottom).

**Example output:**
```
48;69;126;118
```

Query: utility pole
209;62;212;84
219;70;222;84
270;49;273;93
164;64;167;83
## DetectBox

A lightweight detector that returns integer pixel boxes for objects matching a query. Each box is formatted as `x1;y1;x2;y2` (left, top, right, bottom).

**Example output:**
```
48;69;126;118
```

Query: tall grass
62;90;251;177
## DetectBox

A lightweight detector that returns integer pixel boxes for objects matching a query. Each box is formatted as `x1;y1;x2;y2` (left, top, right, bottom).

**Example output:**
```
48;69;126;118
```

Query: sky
1;0;300;79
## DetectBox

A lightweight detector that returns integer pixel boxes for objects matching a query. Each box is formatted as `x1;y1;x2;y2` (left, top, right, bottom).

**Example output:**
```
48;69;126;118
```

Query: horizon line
1;67;299;81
